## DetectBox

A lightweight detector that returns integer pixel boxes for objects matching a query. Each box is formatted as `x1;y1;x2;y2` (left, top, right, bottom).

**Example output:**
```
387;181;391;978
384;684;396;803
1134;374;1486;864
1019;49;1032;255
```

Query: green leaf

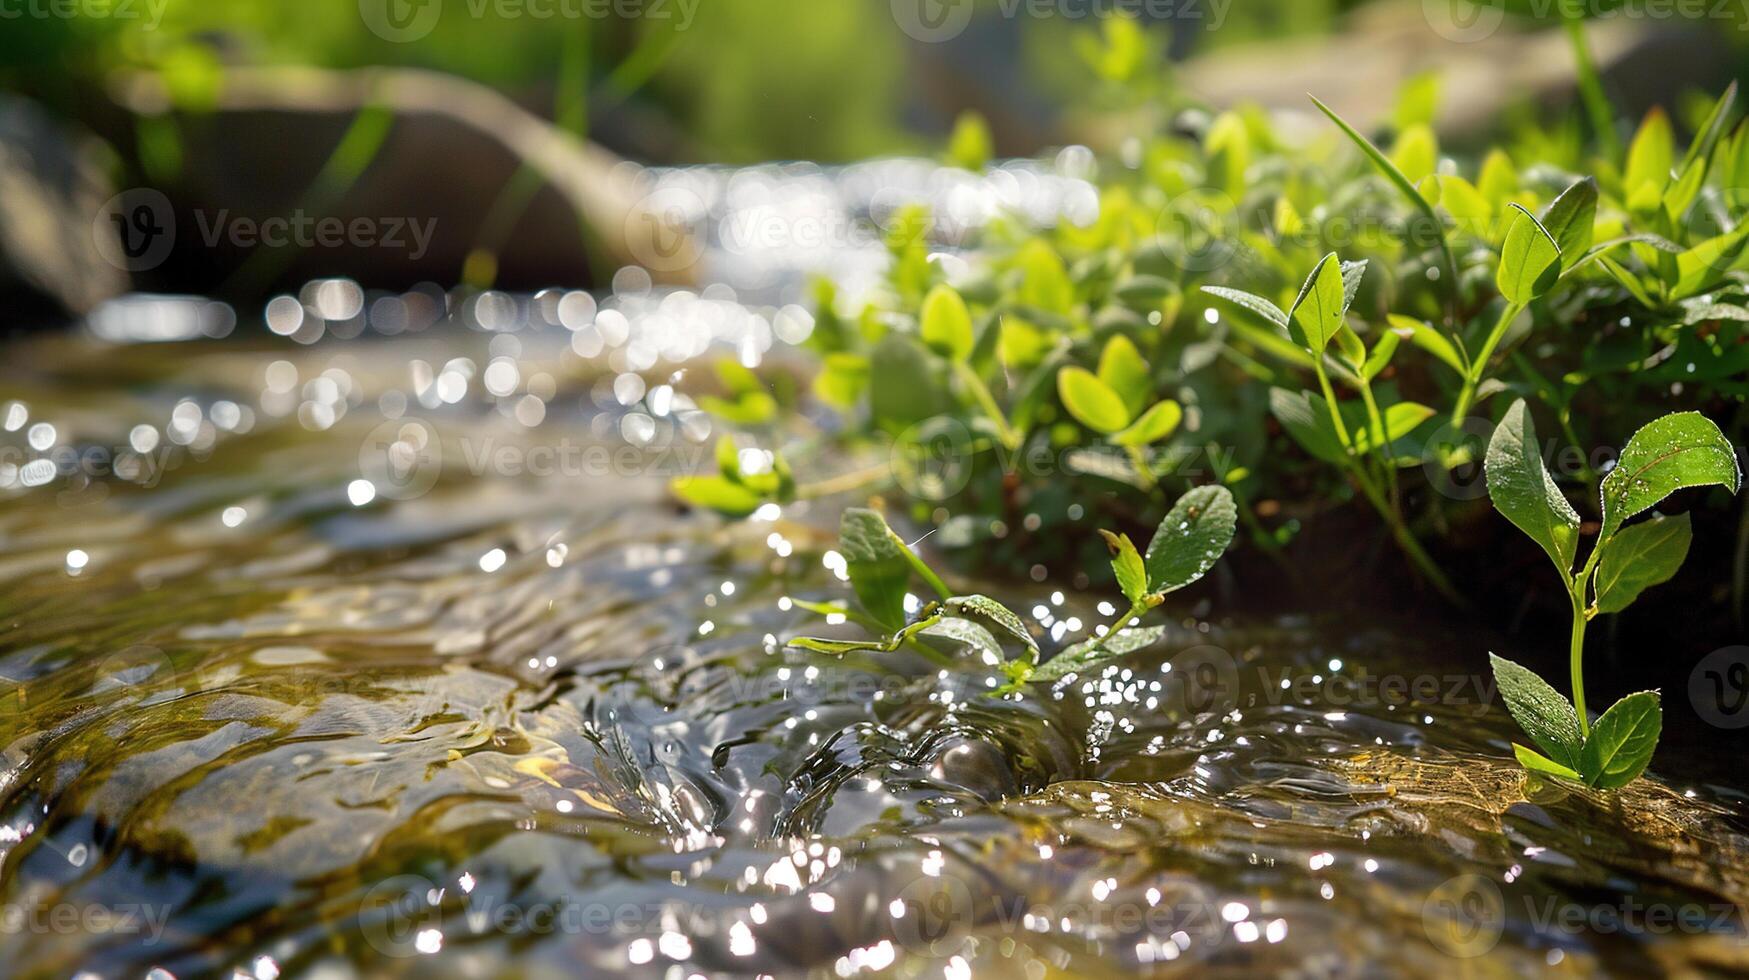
840;508;911;629
699;392;779;426
670;475;765;517
1663;82;1736;220
943;595;1038;656
1425;175;1492;233
1310;95;1441;230
920;285;975;361
920;617;1003;661
1110;400;1182;447
1352;401;1435;455
1593;513;1692;615
1514;744;1583;782
1390;124;1438;184
1478;148;1518;207
1058;366;1131;434
1485;399;1581;575
1362;329;1401;381
946;110;993;172
814;352;870;409
1269;387;1348;464
1580;692;1662;789
1597;254;1660;310
1096;334;1152;416
1490;653;1584;771
1599;412;1742;541
1497;204;1562;306
1288;253;1347;353
1017;240;1073;314
1387;314;1465;375
1541;177;1597;274
869;335;950;430
1339;260;1368;315
1032;625;1167;683
715;357;763;398
1201;286;1290;330
1393;71;1441;130
1099;530;1149;605
789;636;890;656
1334;323;1367;371
1624;107;1674;196
998;315;1052;370
1673;227;1749;300
1143;485;1238;594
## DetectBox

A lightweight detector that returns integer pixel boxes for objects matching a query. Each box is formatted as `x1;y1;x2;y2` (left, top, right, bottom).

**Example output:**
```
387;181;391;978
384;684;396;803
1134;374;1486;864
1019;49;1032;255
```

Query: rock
0;96;127;327
103;66;698;300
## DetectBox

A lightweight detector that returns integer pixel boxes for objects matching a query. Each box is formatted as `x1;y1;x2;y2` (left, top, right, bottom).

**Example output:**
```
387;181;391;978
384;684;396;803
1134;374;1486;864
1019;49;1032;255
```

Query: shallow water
4;318;1749;979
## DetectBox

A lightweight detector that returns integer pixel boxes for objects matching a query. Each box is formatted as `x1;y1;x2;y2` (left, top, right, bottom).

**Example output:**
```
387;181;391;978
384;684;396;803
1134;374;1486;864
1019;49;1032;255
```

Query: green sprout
1485;400;1742;787
788;487;1236;691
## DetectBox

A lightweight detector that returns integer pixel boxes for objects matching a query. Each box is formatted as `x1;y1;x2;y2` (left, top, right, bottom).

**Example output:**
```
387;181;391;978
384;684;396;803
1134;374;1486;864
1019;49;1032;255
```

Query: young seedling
1056;333;1183;488
1205;255;1451;599
1485;399;1742;787
788;487;1236;691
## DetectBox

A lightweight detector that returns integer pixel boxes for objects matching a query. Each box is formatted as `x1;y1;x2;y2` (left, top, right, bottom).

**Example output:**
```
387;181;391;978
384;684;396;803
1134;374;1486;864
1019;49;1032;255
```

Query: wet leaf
919;617;1002;661
1593;513;1692;614
1032;626;1167;683
1580;692;1662;789
944;595;1038;655
1599;412;1742;541
1486;399;1580;575
1514;744;1582;782
1201;286;1290;331
1143;485;1237;594
1270;387;1348;465
840;508;910;629
1491;653;1584;771
1288;252;1346;353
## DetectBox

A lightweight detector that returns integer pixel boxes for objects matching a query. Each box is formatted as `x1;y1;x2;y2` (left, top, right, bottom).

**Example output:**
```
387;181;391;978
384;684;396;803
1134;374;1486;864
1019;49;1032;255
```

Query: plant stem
1451;301;1525;424
1125;445;1158;490
796;463;894;500
1311;359;1353;450
953;361;1021;449
1090;599;1150;654
1357;376;1401;510
1350;465;1464;603
1568;589;1590;736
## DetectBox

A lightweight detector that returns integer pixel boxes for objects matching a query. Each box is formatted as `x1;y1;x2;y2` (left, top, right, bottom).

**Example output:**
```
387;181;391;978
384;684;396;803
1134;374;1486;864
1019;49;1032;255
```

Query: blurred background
0;0;1745;325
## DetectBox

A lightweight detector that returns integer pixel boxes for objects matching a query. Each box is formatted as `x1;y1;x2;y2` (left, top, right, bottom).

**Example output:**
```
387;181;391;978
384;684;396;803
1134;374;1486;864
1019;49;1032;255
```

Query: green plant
788;486;1236;691
1485;399;1741;787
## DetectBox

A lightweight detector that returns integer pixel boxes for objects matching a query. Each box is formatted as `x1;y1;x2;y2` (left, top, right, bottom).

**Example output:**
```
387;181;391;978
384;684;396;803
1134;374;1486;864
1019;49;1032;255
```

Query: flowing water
5;291;1749;979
